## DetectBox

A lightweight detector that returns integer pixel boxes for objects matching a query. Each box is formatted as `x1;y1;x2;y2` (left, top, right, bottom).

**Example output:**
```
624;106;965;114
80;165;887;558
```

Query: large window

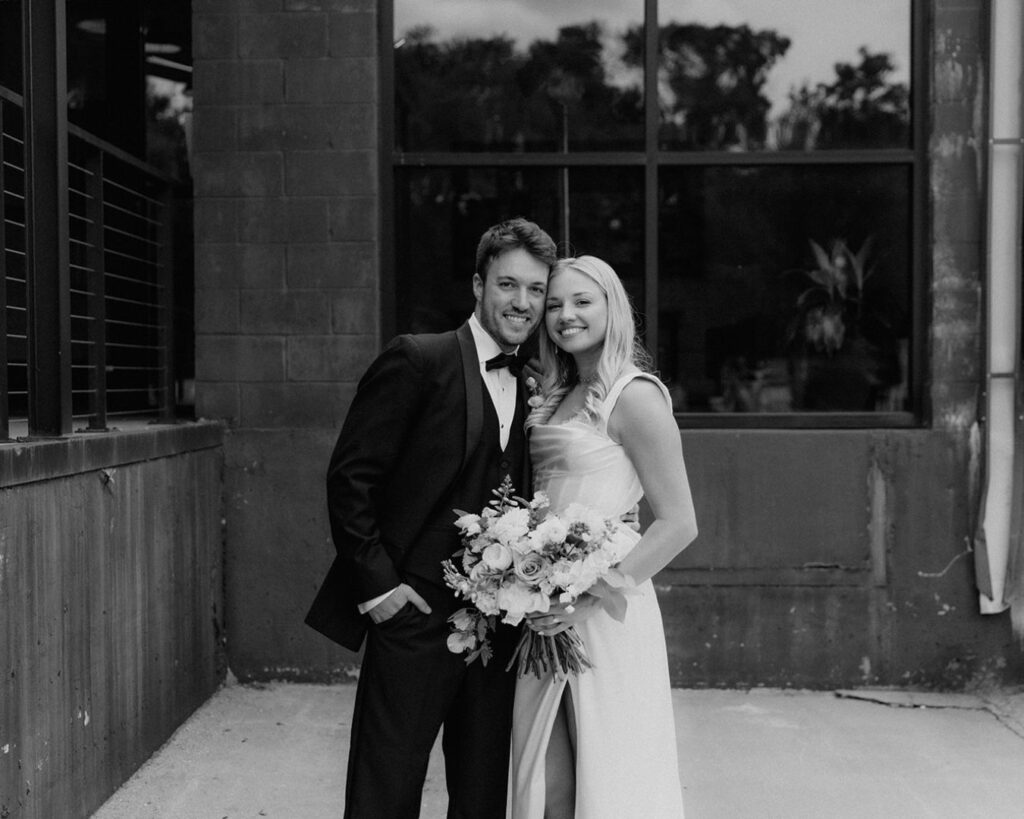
387;0;921;424
1;1;192;439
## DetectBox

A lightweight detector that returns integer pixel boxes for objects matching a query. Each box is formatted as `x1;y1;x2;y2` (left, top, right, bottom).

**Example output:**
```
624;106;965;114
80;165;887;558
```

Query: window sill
0;420;225;489
674;411;920;430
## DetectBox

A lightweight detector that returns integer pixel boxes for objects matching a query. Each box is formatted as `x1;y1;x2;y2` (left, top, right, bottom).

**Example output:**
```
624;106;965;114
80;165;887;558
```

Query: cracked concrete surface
92;683;1024;818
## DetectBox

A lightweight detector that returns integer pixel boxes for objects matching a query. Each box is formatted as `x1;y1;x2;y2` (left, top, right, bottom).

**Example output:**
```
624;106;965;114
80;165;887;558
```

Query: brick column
191;1;379;679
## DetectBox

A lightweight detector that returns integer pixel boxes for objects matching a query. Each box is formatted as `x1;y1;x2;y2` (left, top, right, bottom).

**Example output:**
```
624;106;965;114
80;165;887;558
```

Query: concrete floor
92;681;1024;819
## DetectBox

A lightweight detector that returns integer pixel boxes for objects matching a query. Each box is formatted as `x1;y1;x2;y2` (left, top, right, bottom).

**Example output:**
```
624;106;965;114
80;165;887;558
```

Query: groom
305;218;557;818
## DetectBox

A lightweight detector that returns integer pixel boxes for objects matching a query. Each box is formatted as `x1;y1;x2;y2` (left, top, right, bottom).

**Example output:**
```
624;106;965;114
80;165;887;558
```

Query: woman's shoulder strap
600;371;672;431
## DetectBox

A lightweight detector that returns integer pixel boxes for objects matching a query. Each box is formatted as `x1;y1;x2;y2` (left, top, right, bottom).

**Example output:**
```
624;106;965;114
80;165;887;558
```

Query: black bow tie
485;352;520;373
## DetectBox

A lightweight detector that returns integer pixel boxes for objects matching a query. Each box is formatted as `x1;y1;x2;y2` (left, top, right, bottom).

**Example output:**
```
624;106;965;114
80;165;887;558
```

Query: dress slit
543;683;579;817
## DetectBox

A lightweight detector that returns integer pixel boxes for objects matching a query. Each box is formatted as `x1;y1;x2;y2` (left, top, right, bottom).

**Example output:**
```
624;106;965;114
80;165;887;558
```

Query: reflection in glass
658;165;910;412
394;0;643;152
393;167;646;340
657;0;911;151
565;167;645;328
394;168;561;334
0;1;21;94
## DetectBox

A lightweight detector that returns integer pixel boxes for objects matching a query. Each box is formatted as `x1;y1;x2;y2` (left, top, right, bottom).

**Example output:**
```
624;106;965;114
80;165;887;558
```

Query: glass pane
394;0;644;152
657;0;911;151
143;3;193;179
394;167;562;334
566;167;645;332
658;165;911;413
0;1;21;94
393;167;645;346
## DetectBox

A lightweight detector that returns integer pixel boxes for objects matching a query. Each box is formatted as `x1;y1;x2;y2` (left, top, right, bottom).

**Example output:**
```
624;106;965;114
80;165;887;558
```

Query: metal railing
1;88;27;434
2;84;179;439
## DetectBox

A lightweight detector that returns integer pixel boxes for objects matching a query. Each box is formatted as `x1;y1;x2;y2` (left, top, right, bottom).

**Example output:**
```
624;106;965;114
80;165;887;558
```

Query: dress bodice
530;372;671;519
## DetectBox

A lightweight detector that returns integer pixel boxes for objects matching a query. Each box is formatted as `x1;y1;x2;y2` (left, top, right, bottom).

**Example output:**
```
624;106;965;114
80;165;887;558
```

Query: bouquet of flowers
442;476;636;678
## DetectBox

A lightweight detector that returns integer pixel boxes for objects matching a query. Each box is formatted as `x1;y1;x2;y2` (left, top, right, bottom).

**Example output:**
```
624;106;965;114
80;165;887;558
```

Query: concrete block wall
192;0;379;679
190;0;1024;687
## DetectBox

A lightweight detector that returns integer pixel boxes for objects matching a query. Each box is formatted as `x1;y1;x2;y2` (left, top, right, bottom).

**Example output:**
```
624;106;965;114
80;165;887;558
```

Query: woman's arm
607;377;698;584
528;377;697;635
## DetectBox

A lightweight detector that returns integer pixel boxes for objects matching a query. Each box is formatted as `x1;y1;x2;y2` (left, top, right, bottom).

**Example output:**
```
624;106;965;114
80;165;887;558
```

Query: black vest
401;377;527;583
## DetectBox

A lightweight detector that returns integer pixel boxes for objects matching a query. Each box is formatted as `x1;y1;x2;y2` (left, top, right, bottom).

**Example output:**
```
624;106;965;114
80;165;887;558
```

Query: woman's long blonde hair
526;255;651;428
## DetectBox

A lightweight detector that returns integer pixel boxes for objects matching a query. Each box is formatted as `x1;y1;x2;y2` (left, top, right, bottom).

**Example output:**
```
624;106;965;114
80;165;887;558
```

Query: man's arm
327;335;432;608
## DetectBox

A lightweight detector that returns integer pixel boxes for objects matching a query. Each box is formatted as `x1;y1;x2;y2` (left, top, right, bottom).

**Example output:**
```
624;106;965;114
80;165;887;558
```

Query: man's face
473;248;549;352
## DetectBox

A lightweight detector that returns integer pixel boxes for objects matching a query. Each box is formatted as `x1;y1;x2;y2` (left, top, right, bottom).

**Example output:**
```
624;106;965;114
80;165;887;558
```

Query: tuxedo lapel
456;322;484;478
515;377;533;496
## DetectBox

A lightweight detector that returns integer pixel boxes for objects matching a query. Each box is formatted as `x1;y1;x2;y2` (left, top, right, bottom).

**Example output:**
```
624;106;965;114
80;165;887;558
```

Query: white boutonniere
525;375;544;409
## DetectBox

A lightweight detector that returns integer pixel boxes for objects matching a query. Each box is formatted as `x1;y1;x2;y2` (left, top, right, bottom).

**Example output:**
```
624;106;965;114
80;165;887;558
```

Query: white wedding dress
508;372;685;818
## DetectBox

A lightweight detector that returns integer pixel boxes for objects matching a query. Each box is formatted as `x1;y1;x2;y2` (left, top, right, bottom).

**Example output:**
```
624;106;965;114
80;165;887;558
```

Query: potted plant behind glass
786;237;902;411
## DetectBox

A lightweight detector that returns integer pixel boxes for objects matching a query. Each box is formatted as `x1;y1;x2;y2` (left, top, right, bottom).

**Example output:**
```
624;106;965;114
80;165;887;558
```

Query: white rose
497;583;550;626
552;560;600;596
496;585;531;626
481;542;513;571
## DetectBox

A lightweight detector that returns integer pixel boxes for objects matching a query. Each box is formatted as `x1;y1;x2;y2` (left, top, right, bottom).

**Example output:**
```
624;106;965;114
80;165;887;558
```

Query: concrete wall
193;0;1024;688
0;425;225;819
665;429;1019;688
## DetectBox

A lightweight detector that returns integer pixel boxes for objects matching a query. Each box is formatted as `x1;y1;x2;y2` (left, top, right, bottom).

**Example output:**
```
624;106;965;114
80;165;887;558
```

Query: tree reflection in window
395;22;644;152
391;1;916;418
396;18;909;153
640;23;793;151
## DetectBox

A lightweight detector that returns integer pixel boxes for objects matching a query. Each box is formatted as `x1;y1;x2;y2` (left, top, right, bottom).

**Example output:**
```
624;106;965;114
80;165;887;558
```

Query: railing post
22;0;71;436
157;185;176;423
85;151;106;430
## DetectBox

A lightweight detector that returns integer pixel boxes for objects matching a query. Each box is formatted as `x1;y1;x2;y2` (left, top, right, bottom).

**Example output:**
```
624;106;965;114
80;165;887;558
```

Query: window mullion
380;0;397;343
644;0;660;362
911;0;930;423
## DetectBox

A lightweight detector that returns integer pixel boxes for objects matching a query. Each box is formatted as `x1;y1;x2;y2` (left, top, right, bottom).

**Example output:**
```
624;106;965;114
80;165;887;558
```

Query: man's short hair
474;218;557;281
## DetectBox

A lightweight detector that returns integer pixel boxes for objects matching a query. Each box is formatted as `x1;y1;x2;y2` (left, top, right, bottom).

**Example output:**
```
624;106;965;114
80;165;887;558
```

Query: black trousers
343;576;517;819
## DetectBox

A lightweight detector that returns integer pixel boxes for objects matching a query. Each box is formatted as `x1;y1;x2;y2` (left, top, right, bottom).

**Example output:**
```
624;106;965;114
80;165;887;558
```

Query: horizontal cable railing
2;83;179;439
1;87;27;436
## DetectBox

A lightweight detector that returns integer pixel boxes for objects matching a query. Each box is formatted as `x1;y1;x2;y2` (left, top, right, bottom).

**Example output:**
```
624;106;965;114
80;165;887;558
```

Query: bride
508;255;698;818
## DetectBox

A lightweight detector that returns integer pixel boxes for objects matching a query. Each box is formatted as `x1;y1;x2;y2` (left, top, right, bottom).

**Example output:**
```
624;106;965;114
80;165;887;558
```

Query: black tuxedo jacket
305;321;532;651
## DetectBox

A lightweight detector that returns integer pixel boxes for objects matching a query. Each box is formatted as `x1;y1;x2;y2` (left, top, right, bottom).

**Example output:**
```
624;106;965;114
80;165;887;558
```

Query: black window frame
380;0;929;429
1;1;187;441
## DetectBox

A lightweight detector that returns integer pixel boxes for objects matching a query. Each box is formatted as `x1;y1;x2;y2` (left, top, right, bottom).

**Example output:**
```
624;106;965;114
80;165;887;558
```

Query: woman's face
544;268;608;358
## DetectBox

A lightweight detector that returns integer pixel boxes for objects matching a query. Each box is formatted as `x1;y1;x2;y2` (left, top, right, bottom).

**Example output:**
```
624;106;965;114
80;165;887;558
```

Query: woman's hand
526;594;602;636
526;577;630;635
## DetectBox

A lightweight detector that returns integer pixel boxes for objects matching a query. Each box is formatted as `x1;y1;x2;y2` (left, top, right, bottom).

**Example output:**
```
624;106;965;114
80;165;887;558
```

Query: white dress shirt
468;312;518;450
359;315;518;613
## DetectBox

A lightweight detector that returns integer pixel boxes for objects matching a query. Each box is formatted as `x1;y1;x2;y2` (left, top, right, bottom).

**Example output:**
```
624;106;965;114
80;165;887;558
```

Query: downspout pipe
975;0;1024;633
